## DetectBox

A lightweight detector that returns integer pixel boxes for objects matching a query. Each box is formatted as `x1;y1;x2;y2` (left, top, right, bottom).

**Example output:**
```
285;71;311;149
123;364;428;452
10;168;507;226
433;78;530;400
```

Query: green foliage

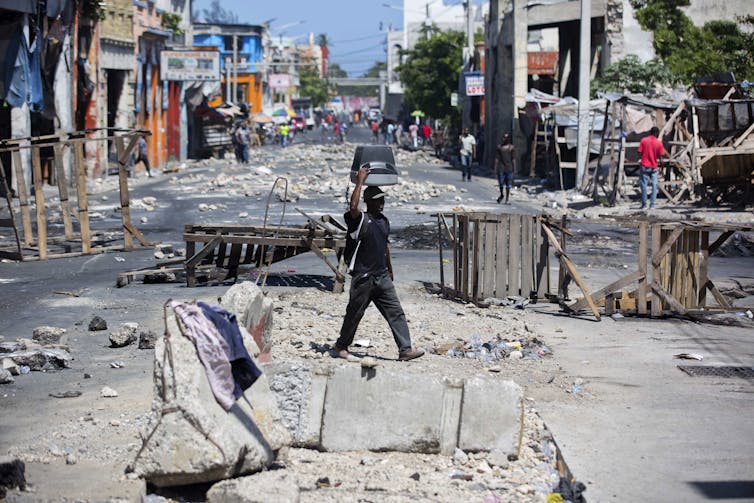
299;64;331;108
327;63;348;79
161;12;184;36
79;0;105;21
592;55;677;96
363;61;386;79
199;0;238;24
629;0;754;82
397;29;465;121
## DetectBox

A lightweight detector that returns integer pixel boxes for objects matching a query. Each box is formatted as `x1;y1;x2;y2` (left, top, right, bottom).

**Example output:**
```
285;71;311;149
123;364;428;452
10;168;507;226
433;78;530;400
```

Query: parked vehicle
292;97;315;130
291;116;306;132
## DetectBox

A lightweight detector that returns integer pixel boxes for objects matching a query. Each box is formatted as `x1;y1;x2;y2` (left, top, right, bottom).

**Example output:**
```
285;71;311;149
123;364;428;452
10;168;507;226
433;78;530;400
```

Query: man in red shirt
637;126;666;209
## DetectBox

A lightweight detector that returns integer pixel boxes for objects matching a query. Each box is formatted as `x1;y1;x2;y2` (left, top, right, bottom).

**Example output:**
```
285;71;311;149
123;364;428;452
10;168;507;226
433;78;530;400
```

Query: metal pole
232;35;238;104
466;0;473;51
225;63;230;103
576;0;591;187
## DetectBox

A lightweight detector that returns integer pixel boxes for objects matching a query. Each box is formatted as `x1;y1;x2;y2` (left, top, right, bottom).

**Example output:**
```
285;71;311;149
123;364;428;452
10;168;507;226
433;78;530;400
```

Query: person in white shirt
459;128;476;181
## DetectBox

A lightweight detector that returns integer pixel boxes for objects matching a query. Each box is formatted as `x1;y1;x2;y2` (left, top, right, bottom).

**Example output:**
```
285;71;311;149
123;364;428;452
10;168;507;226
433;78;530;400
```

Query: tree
363;61;386;79
630;0;754;82
327;63;348;79
592;55;678;96
397;29;465;121
299;64;330;108
198;0;238;24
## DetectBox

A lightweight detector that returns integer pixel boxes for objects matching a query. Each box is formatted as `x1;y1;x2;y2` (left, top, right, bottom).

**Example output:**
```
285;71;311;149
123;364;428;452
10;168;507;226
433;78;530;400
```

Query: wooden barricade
438;212;550;304
0;128;151;260
183;221;347;292
439;212;752;319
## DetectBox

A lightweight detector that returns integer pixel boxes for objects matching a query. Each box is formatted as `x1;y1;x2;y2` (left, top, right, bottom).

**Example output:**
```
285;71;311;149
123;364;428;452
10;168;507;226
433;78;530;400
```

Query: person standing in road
637;126;666;209
371;120;379;143
494;133;516;204
138;136;153;177
334;167;425;362
235;122;251;164
459;128;476;181
386;122;395;145
409;122;419;148
279;122;290;148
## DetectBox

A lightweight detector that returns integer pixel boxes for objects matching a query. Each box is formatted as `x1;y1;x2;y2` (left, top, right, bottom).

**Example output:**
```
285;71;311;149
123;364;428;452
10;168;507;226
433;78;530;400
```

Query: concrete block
206;471;300;503
131;307;291;487
458;377;523;462
321;366;455;453
265;362;330;448
221;282;274;362
439;377;464;455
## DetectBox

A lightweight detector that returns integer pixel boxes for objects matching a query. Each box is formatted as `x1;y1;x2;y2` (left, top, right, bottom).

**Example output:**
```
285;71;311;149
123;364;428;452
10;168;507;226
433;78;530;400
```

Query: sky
191;0;480;77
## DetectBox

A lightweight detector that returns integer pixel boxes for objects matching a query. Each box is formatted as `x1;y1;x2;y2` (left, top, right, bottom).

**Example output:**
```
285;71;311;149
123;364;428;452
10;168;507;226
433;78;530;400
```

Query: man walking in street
459;128;476;181
279;122;290;148
638;126;666;209
334;167;424;362
494;133;516;204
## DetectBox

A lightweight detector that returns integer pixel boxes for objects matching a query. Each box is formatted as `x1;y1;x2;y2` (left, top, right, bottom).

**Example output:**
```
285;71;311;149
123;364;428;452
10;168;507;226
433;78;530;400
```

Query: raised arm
350;166;369;220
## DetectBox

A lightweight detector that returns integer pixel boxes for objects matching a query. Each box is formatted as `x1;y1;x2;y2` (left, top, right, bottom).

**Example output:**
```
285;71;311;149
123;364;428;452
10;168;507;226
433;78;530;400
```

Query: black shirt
344;210;389;277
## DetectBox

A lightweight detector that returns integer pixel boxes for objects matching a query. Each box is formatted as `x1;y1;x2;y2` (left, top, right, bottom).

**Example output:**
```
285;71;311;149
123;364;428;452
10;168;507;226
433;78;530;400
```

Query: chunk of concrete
220;282;274;362
206;471;300;503
130;307;290;487
264;362;330;448
109;323;138;348
4;348;72;371
31;326;66;346
458;377;523;463
320;366;456;453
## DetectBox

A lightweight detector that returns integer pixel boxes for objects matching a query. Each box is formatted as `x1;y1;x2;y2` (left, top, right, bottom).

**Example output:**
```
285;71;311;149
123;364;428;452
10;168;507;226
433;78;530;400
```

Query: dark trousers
337;273;412;354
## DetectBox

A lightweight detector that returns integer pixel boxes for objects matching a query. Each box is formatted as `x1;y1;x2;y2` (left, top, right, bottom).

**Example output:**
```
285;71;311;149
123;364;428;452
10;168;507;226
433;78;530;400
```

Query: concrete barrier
264;362;523;459
130;307;290;487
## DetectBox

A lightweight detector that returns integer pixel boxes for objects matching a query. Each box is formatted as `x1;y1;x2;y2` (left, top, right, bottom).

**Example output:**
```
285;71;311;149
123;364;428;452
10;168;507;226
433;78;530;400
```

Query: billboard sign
464;72;485;96
269;73;292;90
161;50;220;81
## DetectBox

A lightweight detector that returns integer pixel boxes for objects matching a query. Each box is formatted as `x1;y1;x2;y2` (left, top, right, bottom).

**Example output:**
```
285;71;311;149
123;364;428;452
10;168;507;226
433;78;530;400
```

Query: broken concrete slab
88;316;108;331
458;377;523;464
206;470;300;503
138;330;157;349
31;326;67;345
130;306;290;487
221;282;274;362
0;369;13;384
265;362;330;448
4;348;72;371
264;363;522;459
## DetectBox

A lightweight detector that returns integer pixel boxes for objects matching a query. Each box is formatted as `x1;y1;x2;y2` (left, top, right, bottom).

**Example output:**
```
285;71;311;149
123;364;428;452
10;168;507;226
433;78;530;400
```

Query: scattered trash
674;353;703;361
110;361;125;369
353;339;371;348
410;472;420;481
316;476;341;488
114;256;126;262
449;469;473;481
360;357;378;369
19;366;30;375
568;383;581;394
746;310;753;319
49;390;82;398
610;313;624;320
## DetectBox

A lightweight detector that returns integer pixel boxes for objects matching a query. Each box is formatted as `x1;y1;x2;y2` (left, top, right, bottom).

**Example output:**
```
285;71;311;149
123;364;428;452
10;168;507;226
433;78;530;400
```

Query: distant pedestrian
370;120;379;143
422;123;431;145
409;123;419;148
386;122;395;145
138;136;153;177
279;123;290;148
235;122;251;163
638;126;666;209
494;133;516;204
459;128;476;181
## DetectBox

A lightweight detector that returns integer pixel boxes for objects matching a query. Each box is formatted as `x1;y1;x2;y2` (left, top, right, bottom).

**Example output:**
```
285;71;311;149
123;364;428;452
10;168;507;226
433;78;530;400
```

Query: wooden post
12;150;33;246
115;136;133;249
508;213;521;296
535;216;549;300
637;222;648;315
651;224;662;316
521;215;533;298
53;144;73;239
496;214;508;298
698;231;709;307
73;141;91;254
438;215;445;293
31;146;47;260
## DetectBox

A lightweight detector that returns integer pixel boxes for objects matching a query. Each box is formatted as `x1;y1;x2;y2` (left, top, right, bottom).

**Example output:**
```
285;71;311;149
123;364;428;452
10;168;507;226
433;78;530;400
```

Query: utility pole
232;34;238;105
576;0;591;187
225;62;231;103
465;0;473;52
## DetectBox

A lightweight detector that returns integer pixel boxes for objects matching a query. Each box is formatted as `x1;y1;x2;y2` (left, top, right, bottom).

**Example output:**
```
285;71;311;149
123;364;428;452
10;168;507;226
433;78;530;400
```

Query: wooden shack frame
438;211;753;319
0;128;151;261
